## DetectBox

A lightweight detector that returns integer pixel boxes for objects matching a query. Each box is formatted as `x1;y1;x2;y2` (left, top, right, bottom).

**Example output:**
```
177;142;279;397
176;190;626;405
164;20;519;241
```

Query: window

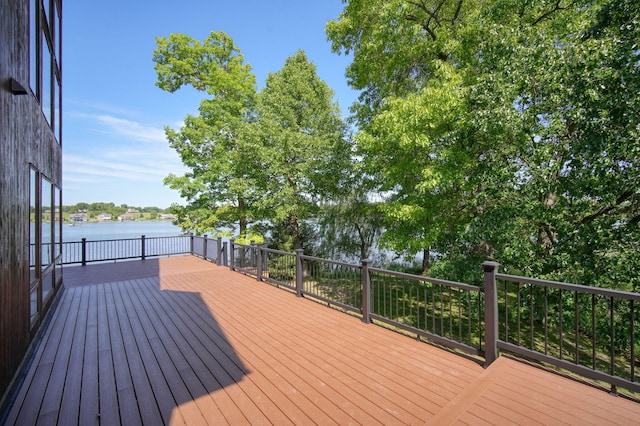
31;0;62;142
54;185;63;288
41;176;52;270
41;176;54;302
43;0;50;28
29;167;38;322
29;167;38;286
41;30;52;125
30;0;37;93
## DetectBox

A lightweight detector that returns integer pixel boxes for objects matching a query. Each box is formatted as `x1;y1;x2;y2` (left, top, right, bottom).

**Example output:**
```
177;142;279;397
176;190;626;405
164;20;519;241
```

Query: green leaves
153;31;255;99
328;0;640;289
153;31;258;236
154;37;350;248
250;50;350;249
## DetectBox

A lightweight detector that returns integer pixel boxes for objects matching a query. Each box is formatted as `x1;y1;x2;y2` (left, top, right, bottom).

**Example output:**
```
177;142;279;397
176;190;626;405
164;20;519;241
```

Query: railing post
250;240;256;268
81;237;87;266
203;234;208;260
141;235;146;260
189;233;194;255
222;241;228;267
295;249;304;297
483;261;500;367
256;244;263;282
216;237;222;265
229;239;235;271
361;258;372;324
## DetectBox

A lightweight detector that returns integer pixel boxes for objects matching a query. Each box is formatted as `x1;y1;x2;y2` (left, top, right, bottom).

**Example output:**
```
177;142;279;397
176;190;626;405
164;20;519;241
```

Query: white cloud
66;155;155;181
93;114;168;143
62;104;189;206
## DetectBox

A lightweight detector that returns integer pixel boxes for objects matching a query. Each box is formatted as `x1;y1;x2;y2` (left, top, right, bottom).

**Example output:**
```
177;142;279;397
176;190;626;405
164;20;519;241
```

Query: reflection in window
54;1;61;62
43;268;54;304
30;0;37;93
29;167;37;285
32;0;61;135
43;0;50;28
56;75;62;143
54;186;63;287
30;288;38;324
53;71;58;137
54;185;61;259
42;31;51;125
41;176;52;270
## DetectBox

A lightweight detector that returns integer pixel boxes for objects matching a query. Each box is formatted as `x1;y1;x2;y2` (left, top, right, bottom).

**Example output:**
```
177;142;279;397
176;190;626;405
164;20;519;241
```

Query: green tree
316;195;385;262
248;50;350;250
328;0;640;288
153;31;260;236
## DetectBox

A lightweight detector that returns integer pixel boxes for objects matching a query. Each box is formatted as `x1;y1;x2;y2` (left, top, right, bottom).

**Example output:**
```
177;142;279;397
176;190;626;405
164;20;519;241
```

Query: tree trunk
421;247;431;273
238;197;248;237
290;212;301;250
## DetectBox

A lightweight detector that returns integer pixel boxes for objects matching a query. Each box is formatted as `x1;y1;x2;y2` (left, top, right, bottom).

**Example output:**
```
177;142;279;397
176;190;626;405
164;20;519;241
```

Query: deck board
3;255;640;425
95;283;119;426
102;280;143;426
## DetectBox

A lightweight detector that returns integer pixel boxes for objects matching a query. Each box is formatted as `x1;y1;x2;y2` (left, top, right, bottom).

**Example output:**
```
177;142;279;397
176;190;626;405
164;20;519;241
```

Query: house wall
0;0;63;401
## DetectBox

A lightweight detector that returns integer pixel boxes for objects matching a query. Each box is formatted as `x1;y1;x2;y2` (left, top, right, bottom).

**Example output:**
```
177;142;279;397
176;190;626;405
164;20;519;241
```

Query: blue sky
63;0;357;208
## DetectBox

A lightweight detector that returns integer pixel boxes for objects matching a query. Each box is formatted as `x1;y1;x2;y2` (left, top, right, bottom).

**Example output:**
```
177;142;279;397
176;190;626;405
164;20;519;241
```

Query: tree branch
581;190;637;224
531;0;567;26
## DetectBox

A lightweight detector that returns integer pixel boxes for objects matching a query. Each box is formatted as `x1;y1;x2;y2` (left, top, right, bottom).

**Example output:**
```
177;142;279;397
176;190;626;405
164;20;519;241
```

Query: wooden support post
295;249;304;297
229;239;235;271
483;261;500;367
222;241;228;267
81;238;86;266
256;244;263;282
361;259;372;323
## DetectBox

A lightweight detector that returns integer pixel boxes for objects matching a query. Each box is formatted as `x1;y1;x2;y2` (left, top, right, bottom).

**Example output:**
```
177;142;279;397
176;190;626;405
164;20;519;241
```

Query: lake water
63;220;183;242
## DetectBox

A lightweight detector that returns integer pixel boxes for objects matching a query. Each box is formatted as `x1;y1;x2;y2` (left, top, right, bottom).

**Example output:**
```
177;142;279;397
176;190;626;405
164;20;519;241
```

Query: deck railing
61;235;191;264
484;262;640;394
61;234;225;265
192;235;227;265
59;236;639;394
226;241;640;395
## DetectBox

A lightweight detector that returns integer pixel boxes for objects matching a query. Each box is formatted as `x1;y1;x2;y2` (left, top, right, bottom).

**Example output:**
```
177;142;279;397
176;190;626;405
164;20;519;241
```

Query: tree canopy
151;2;639;291
153;36;349;250
327;0;640;288
153;31;260;236
248;50;350;250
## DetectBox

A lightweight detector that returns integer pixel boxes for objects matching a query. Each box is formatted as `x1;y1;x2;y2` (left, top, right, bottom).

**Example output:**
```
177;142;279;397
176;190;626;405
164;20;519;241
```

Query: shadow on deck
3;256;640;425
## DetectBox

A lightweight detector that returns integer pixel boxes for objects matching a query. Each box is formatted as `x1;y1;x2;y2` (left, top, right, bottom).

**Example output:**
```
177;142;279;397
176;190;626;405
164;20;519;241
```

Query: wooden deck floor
3;255;640;425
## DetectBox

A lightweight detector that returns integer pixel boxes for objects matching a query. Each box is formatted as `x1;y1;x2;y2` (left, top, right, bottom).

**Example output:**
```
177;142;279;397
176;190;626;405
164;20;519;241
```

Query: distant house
118;214;136;221
70;213;87;222
127;208;139;213
97;214;112;222
160;213;178;220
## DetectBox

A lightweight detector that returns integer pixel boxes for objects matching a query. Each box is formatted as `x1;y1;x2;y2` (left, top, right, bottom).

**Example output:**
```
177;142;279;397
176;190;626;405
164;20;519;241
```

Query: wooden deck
3;255;640;425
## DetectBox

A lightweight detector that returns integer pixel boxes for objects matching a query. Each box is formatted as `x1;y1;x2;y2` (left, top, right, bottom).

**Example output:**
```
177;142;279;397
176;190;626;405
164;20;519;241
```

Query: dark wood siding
0;0;63;403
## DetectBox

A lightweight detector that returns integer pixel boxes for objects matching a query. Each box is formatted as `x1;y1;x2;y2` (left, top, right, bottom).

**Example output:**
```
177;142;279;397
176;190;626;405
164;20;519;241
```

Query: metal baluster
592;294;596;370
449;286;453;339
610;297;615;377
517;283;521;346
630;300;635;382
530;284;534;350
575;291;579;364
458;288;462;343
560;290;564;360
504;281;509;343
544;286;548;355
